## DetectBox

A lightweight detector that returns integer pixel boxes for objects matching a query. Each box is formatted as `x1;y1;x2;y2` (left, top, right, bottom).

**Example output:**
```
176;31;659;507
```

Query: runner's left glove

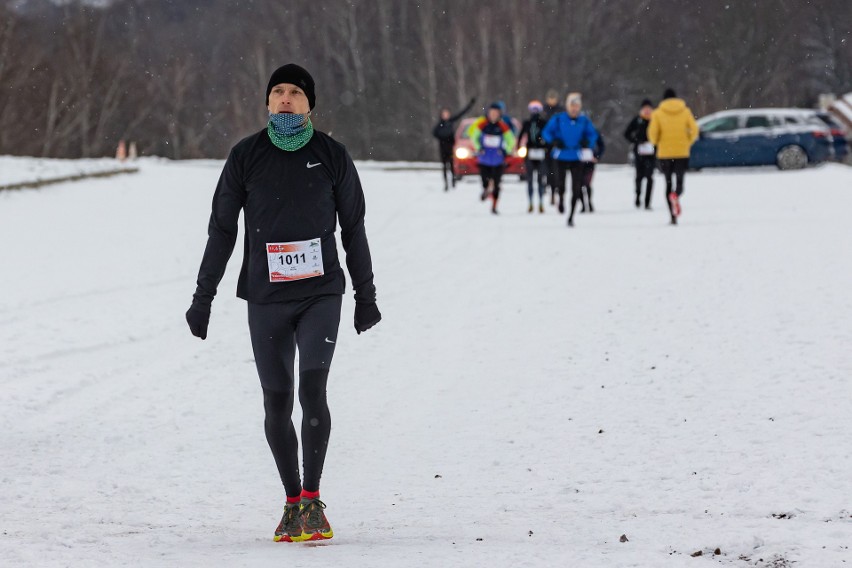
186;302;211;340
354;302;381;335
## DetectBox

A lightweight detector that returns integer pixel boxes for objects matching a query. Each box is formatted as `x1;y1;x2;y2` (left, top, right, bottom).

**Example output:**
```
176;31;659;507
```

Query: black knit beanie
640;98;654;108
266;64;316;109
662;88;677;100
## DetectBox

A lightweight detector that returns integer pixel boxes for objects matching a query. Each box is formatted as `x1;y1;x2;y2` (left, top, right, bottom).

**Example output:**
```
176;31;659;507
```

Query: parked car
690;108;834;170
453;117;526;180
810;111;849;161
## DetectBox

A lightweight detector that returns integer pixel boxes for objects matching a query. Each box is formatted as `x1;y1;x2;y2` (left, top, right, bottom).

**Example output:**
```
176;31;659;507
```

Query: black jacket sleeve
191;148;246;306
334;149;376;304
449;97;476;122
519;120;531;146
624;118;639;143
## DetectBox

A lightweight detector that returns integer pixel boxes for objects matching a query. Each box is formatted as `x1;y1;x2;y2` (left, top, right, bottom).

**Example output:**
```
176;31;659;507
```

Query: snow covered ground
0;156;133;188
1;156;850;567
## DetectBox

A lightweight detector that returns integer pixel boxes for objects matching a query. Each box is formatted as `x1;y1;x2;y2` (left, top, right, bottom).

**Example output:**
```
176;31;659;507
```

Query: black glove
553;139;565;149
185;302;211;340
354;302;381;335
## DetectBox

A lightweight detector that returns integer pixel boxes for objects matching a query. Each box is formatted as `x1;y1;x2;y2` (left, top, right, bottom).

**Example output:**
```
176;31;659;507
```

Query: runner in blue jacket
542;93;599;226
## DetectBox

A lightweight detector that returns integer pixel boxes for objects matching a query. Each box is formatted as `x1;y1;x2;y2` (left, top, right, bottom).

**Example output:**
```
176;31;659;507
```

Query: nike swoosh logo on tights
324;337;335;344
307;162;322;169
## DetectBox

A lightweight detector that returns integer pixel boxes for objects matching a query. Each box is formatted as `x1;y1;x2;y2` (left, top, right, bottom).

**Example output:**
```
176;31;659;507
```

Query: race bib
580;148;595;162
527;148;546;160
482;134;502;148
266;239;324;282
637;142;655;156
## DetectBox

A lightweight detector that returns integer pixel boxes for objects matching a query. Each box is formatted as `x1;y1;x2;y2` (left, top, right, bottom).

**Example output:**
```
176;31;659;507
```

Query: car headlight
518;146;527;158
455;147;471;160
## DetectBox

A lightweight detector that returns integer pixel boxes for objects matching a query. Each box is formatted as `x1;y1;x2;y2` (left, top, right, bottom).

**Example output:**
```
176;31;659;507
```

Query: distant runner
542;92;599;227
432;97;476;190
468;102;516;215
519;100;548;213
541;89;564;204
647;88;699;225
624;99;656;209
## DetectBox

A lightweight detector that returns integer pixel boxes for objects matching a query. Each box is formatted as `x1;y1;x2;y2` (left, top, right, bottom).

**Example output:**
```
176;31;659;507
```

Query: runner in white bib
623;98;657;210
519;100;549;214
185;64;381;544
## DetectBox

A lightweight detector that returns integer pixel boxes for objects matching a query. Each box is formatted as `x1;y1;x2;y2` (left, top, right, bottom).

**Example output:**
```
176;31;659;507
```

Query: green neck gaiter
267;114;314;151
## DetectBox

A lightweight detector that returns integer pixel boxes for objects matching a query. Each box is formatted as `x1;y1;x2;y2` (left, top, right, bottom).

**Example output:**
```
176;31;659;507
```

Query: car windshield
700;116;740;133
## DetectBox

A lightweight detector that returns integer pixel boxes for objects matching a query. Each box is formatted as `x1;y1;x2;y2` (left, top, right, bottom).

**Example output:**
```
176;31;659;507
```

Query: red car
453;117;526;180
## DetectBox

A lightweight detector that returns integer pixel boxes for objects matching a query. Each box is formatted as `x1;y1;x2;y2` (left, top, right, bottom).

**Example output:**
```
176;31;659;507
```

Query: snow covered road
1;157;850;567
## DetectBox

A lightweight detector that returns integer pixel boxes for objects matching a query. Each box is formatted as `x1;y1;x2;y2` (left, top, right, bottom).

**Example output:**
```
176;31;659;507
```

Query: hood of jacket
659;98;687;114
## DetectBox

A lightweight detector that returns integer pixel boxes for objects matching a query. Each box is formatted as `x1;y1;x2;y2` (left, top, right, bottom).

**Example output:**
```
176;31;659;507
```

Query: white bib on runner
482;134;502;149
580;148;595;162
527;148;546;160
637;142;655;156
266;239;324;282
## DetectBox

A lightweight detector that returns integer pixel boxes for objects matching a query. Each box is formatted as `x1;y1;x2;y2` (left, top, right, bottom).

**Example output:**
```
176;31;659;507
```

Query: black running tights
659;158;688;215
248;295;341;497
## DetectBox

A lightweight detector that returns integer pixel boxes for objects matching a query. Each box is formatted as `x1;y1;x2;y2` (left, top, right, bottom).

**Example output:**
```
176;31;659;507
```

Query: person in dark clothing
624;99;656;209
432;97;476;190
185;64;381;544
541;89;564;204
467;102;516;214
580;133;605;213
542;92;598;227
519;100;549;213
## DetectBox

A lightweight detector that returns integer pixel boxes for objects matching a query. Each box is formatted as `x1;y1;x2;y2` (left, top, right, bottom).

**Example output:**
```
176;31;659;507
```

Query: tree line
0;0;849;162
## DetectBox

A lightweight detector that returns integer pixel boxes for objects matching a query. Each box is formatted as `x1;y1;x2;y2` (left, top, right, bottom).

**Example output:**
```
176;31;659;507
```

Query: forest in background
1;0;850;162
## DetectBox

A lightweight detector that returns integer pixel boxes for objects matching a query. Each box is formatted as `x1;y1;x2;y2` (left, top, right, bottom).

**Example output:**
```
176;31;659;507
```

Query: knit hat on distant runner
662;88;677;100
640;98;654;108
566;92;582;107
266;64;316;109
528;100;543;113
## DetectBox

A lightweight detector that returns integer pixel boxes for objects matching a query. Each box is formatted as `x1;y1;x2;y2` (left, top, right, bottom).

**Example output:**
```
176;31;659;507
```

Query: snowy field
1;156;850;567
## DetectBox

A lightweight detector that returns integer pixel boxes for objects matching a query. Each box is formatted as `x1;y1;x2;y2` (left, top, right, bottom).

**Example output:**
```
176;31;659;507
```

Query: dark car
690;109;834;170
453;117;526;179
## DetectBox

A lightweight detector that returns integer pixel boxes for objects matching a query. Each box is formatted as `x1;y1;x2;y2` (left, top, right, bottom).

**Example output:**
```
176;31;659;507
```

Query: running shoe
273;502;303;543
299;497;334;541
539;203;545;213
669;193;681;216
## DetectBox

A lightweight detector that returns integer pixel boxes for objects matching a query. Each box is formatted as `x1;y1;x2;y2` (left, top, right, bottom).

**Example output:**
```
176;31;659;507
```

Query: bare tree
1;0;850;161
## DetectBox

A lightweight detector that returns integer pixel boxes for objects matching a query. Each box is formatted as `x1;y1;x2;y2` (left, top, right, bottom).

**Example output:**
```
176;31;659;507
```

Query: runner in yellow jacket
647;88;699;225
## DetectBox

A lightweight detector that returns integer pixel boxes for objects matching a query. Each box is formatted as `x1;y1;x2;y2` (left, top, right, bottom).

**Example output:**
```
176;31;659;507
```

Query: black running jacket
191;129;376;306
